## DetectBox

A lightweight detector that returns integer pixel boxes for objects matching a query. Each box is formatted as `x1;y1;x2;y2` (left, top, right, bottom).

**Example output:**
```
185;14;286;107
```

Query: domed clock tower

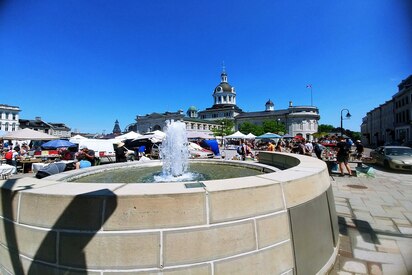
198;67;243;120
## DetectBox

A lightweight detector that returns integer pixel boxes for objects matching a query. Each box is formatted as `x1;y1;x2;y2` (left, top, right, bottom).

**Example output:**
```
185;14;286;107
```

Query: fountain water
155;120;191;182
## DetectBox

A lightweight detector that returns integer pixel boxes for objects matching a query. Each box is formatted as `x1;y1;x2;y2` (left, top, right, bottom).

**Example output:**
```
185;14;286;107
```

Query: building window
12;123;16;131
5;122;9;131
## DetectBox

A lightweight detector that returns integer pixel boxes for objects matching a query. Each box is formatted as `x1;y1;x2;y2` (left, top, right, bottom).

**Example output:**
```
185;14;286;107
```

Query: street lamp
221;121;225;146
340;109;351;137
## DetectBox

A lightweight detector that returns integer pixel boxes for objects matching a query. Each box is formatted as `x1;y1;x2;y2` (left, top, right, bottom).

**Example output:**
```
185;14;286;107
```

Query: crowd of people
233;136;364;177
0;139;100;172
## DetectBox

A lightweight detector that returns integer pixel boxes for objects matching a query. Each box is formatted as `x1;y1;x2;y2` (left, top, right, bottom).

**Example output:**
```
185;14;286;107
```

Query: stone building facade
0;104;20;132
361;75;412;147
19;117;71;138
130;68;320;140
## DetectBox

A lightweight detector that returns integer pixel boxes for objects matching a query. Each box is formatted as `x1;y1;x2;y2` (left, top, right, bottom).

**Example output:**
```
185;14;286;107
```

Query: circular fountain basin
0;152;339;274
68;160;275;183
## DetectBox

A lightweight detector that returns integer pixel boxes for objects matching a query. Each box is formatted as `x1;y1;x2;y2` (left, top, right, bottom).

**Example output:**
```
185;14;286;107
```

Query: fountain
0;123;339;274
158;120;189;178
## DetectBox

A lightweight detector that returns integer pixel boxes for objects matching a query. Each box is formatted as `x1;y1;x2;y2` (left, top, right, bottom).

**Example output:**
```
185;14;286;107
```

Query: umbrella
41;139;77;149
293;135;305;140
256;132;282;139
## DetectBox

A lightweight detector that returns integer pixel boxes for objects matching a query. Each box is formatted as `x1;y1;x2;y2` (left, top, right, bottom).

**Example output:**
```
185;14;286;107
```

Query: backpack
237;146;244;155
5;151;13;160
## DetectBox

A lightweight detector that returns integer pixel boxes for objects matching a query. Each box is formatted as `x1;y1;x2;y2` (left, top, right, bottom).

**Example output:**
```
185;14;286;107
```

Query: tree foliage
318;124;335;133
211;119;235;137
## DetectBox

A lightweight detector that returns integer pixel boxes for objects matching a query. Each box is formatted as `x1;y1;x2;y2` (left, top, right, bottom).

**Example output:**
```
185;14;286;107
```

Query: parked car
188;142;214;159
370;146;412;171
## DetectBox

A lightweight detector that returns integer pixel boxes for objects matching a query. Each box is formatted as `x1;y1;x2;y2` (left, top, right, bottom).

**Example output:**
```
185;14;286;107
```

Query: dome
214;82;233;93
266;99;274;105
187;106;198;111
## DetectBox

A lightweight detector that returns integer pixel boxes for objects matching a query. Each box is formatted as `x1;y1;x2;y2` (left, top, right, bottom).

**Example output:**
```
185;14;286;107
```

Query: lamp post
221;121;225;146
340;109;351;137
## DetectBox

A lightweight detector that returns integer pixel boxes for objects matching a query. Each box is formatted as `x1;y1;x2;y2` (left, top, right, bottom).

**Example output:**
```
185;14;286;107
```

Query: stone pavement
329;165;412;275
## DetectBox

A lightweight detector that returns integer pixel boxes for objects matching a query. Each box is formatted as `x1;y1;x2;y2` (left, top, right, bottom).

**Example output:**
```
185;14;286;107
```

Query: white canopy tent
186;131;214;139
0;128;59;141
69;134;88;143
224;131;247;139
133;130;166;143
114;131;142;140
245;133;256;139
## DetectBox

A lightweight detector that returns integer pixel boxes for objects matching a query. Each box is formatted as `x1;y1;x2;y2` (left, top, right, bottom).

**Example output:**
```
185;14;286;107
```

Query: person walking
336;136;352;176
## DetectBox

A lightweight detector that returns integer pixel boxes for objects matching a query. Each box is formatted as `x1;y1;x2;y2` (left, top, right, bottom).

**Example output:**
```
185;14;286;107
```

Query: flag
306;84;312;88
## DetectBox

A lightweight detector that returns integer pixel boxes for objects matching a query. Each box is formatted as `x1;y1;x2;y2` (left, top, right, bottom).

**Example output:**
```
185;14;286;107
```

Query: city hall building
130;69;320;140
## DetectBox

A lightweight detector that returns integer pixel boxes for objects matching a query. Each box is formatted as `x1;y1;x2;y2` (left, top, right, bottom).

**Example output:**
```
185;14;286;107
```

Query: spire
112;119;121;134
221;61;227;83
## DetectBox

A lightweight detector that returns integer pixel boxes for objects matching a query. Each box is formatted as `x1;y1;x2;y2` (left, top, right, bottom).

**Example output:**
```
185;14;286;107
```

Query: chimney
289;101;293;107
35;116;42;121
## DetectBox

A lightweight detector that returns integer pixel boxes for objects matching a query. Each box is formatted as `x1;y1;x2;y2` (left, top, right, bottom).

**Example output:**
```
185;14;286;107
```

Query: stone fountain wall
0;152;338;274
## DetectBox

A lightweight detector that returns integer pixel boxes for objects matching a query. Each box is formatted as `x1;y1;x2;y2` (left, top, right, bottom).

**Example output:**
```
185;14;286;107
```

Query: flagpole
310;86;313;106
306;84;313;106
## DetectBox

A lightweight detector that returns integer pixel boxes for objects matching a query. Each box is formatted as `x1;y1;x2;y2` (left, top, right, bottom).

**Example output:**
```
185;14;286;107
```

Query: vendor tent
134;130;166;143
69;134;88;143
0;128;58;140
282;134;294;138
186;131;214;139
224;131;247;139
245;133;256;139
115;131;141;140
256;132;282;139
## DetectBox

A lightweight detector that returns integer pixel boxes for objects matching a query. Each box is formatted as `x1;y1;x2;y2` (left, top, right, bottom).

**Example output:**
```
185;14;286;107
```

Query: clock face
216;86;222;92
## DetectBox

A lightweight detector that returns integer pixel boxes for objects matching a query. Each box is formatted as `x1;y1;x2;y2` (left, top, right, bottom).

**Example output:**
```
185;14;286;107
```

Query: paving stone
368;262;383;275
380;208;406;219
375;239;400;254
350;231;376;251
340;257;368;274
353;249;404;264
392;218;411;227
369;206;388;217
381;263;408;274
373;218;394;227
336;205;352;216
397;226;412;235
370;224;399;234
402;212;412;223
399;200;412;210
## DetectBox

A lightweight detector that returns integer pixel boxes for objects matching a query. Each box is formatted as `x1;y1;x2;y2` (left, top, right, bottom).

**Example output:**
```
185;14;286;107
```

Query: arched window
12;123;16;131
5;122;9;131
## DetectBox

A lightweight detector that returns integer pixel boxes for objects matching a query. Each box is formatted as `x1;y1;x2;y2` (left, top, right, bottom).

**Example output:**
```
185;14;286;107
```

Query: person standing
313;141;324;159
115;142;128;162
267;141;275;151
355;140;364;160
336;137;352;176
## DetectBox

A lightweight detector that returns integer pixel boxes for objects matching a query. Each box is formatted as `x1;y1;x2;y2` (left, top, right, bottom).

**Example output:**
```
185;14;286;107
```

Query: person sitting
75;145;95;169
79;145;96;166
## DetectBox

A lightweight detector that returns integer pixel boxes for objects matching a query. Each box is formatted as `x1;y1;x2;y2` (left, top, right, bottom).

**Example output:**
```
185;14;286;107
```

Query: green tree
211;119;235;137
318;124;335;133
238;122;264;136
262;120;286;135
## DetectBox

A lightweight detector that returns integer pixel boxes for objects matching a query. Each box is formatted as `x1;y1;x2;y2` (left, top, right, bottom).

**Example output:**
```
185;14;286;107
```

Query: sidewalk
329;166;412;274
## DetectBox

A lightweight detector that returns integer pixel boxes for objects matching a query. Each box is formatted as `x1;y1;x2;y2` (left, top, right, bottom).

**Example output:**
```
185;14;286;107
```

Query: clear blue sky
1;0;411;134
